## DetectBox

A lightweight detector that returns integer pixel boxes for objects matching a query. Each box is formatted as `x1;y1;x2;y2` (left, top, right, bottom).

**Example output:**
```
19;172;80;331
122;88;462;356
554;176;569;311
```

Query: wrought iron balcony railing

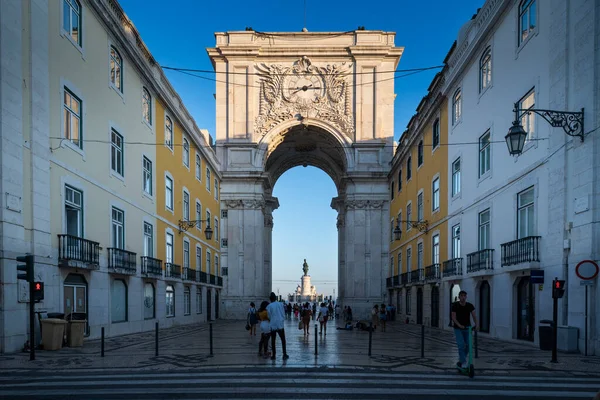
183;267;197;281
199;271;208;283
58;234;100;267
501;236;541;266
386;277;393;288
400;272;409;285
442;258;462;277
107;248;137;274
393;275;400;286
209;274;216;285
165;262;181;279
141;256;162;277
217;276;223;286
410;269;423;283
467;249;495;273
425;264;441;281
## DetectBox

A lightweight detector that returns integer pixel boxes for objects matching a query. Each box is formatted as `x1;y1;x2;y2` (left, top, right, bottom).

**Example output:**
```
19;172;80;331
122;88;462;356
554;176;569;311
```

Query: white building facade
443;0;599;355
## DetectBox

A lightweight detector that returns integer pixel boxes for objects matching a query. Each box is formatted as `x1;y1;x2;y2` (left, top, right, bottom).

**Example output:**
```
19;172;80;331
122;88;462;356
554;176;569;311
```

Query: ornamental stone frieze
254;56;354;138
264;215;274;228
345;200;386;210
223;199;266;210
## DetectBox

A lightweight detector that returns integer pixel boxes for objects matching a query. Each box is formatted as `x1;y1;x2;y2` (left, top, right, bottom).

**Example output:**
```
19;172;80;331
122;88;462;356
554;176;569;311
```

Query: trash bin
40;319;67;350
47;313;65;319
539;320;554;351
66;313;87;347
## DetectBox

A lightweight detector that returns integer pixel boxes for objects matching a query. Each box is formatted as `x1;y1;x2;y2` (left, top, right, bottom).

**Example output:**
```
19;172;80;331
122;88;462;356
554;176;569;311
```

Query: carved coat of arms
254;56;354;137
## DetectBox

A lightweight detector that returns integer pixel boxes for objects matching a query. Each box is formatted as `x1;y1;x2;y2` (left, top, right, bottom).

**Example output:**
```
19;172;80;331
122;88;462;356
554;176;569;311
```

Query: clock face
285;74;325;103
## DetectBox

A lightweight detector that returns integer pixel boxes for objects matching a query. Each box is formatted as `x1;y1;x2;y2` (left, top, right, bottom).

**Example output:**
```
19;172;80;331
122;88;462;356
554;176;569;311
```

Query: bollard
209;323;214;357
101;327;105;357
155;322;159;357
420;324;425;358
474;329;478;359
368;322;373;357
314;324;318;356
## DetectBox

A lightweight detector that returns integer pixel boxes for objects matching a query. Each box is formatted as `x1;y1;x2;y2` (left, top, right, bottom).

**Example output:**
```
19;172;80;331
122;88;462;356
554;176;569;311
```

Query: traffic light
16;255;34;282
32;282;44;302
552;279;566;299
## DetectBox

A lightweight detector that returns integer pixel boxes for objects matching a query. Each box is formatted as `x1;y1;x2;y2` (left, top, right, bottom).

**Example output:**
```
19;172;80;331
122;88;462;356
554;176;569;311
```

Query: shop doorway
431;286;439;328
479;281;491;333
517;277;535;341
64;273;88;334
215;290;219;319
416;288;423;325
207;289;212;321
449;284;461;326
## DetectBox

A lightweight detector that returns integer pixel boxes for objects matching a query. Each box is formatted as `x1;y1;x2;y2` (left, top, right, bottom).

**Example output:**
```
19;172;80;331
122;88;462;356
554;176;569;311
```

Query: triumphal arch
207;30;403;319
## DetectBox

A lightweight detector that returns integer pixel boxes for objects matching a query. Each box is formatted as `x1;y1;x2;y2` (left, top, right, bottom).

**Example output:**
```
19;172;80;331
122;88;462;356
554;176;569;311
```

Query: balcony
442;258;463;277
107;248;137;275
393;275;400;287
199;271;208;283
425;264;441;281
386;277;393;288
183;267;197;281
209;274;216;285
58;234;100;269
467;249;495;273
165;263;181;279
501;236;541;270
217;276;223;286
141;256;162;277
410;269;423;284
400;272;409;285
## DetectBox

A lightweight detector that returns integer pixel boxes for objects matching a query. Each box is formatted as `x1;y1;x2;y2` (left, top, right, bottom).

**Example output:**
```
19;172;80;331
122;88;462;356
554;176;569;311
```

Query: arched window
432;119;440;148
406;156;412;180
405;290;412;315
196;286;203;314
63;0;82;46
417;140;424;166
519;0;536;45
452;89;462;124
142;87;152;125
165;116;173;149
479;281;491;333
184;287;191;315
479;47;492;92
143;283;155;319
110;46;123;92
182;138;190;167
166;285;175;317
111;279;127;323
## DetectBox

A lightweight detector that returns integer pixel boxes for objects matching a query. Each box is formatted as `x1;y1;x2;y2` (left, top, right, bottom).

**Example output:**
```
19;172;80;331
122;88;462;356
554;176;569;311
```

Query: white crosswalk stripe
1;369;598;399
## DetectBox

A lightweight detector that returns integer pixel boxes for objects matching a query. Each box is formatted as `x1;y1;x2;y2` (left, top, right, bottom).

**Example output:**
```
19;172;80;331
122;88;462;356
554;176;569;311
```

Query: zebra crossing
0;368;598;399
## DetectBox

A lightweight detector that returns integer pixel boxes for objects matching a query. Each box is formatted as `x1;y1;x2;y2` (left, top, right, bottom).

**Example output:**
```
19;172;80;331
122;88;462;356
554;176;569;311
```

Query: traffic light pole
28;280;35;361
551;292;558;363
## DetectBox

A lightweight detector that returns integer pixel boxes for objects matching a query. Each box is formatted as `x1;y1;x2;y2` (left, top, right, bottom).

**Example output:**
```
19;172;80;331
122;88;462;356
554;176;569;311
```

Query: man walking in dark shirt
451;290;478;368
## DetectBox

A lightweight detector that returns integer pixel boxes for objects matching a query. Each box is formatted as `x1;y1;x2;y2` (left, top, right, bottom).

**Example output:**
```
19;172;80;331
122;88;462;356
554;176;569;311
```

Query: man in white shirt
266;292;289;360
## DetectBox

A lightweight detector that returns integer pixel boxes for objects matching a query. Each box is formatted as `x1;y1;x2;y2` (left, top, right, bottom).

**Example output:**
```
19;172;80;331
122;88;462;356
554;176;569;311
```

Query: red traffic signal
552;279;566;299
32;281;44;302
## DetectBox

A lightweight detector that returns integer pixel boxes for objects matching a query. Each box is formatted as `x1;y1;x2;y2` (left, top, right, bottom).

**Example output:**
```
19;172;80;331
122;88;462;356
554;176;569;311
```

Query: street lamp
505;102;584;156
178;219;213;240
393;220;429;241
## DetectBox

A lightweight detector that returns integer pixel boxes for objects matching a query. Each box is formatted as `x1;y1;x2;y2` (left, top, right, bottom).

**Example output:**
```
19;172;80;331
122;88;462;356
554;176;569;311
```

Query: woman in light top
318;302;329;335
257;301;271;358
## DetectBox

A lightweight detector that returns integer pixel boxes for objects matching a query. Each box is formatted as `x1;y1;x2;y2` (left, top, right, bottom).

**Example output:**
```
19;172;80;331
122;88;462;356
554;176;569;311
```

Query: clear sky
121;0;484;297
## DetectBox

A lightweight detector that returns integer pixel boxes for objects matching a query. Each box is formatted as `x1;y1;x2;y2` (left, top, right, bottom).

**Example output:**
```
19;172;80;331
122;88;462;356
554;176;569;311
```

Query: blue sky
121;0;484;297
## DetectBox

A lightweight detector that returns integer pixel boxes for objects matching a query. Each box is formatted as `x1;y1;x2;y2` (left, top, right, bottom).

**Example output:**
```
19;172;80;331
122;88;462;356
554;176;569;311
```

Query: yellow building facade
389;72;448;327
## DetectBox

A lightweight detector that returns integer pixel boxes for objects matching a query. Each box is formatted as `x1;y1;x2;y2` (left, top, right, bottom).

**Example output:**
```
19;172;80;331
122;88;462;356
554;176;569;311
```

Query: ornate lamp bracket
178;219;210;234
514;103;585;142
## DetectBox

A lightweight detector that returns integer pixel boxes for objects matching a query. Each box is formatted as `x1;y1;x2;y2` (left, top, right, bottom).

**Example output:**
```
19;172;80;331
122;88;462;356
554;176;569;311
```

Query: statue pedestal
301;275;313;296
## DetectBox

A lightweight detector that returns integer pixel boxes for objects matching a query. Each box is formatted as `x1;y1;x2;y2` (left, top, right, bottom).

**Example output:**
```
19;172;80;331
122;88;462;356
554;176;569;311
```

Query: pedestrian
451;290;479;369
301;302;312;336
267;292;289;360
379;303;387;332
247;302;258;336
371;304;379;331
335;304;341;320
318;302;329;335
257;301;271;358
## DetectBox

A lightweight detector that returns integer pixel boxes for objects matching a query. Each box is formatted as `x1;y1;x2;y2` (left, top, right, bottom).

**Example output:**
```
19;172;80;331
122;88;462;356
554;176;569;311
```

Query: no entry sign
575;260;599;280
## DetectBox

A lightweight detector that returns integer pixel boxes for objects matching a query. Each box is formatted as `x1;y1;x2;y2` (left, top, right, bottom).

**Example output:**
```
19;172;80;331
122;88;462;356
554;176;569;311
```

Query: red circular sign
575;260;599;280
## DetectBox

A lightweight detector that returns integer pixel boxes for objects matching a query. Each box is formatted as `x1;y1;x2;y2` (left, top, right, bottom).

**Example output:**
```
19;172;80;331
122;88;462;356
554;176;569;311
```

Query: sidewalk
1;317;598;376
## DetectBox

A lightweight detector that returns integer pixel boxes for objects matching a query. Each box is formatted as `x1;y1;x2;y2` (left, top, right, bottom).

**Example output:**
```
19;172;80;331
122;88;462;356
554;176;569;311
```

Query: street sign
530;269;544;284
575;260;599;280
580;280;594;286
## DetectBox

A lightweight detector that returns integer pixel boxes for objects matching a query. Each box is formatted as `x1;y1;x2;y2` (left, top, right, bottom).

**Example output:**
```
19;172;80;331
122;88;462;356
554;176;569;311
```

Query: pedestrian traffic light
552;279;566;299
32;282;44;302
16;254;34;282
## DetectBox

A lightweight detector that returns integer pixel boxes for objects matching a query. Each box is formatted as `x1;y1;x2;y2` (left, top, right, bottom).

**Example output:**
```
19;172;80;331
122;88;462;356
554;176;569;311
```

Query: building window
111;129;124;177
520;90;536;140
184;287;191;316
214;178;219;200
398;169;402;192
196;245;202;271
166;285;175;317
206;168;211;191
182;138;190;167
479;47;492;92
143;283;155;320
111;207;124;249
452;224;461;258
111;279;127;323
214;218;219;242
165;116;173;149
390;182;395;200
452;89;462;124
406;157;412;180
142;87;152;125
63;0;82;46
109;46;123;93
166;232;173;264
478;209;491;250
206;250;211;274
196;287;203;314
432;119;440;149
519;0;536;45
183;240;190;271
390;219;395;242
406;203;412;231
452;158;461;196
518;187;534;239
417;242;423;270
215;255;219;274
417;193;424;222
432;234;440;264
206;210;211;230
432;178;440;211
65;185;83;237
397;252;402;274
406;291;411;315
63;88;82;148
143;156;152;195
390;256;394;276
183;191;190;221
196;154;201;180
479;131;491;177
165;176;173;211
417;140;424;166
406;247;412;271
196;201;202;230
143;222;153;257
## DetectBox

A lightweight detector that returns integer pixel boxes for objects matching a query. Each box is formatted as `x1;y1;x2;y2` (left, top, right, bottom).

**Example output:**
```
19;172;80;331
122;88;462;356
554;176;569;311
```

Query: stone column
263;196;279;299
